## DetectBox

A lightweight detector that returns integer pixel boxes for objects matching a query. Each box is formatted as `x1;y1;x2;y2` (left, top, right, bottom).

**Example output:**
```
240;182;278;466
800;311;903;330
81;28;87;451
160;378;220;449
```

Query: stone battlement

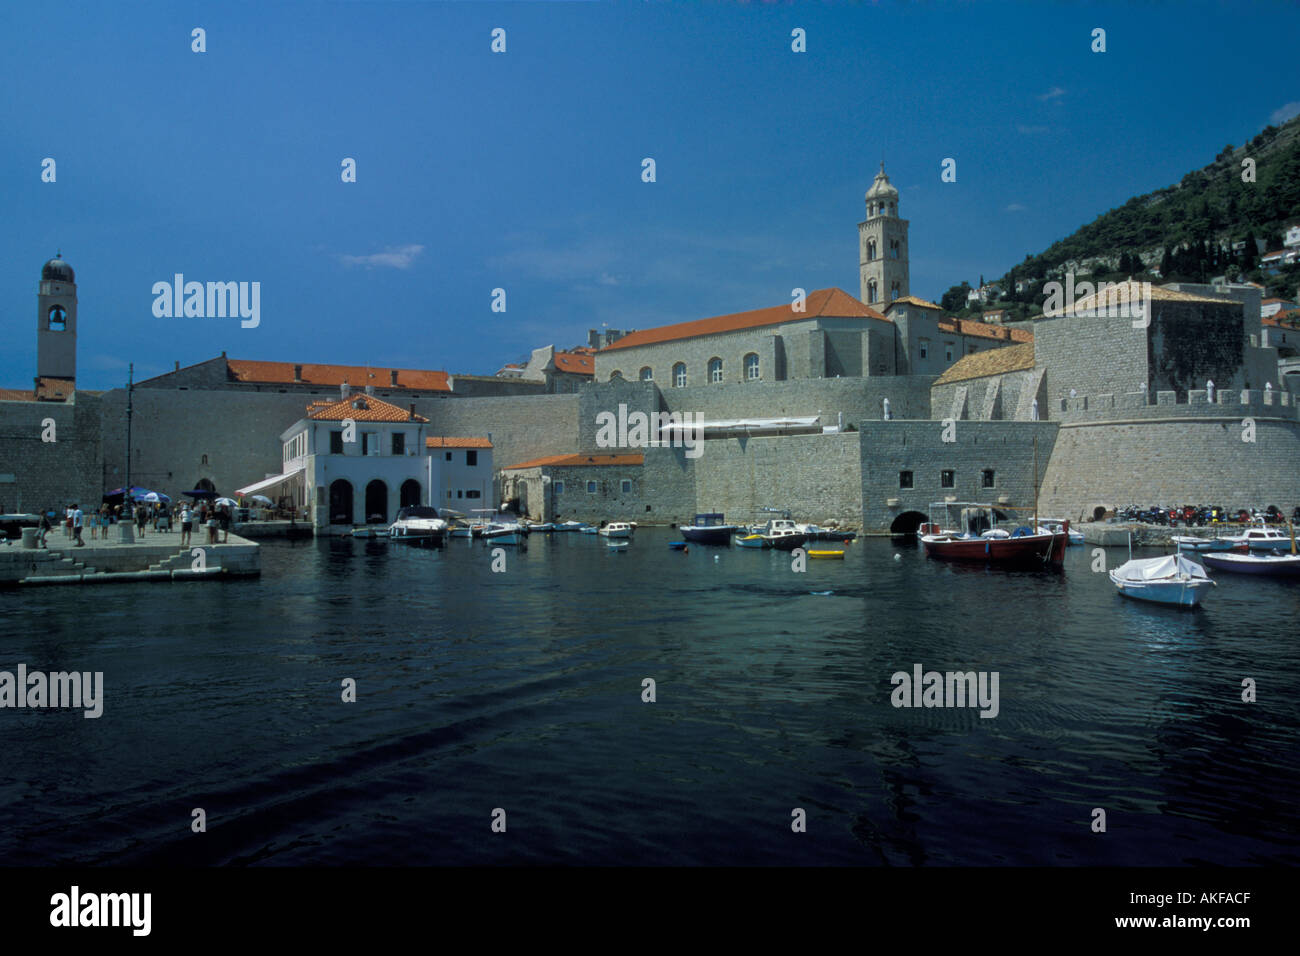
1053;387;1297;424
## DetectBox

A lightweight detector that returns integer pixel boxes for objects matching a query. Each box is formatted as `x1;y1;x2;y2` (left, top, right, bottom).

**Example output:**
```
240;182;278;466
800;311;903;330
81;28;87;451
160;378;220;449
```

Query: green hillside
943;114;1300;317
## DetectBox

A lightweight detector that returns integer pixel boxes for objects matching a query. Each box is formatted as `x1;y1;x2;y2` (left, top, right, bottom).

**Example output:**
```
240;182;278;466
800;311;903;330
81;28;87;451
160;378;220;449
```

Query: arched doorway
193;477;216;493
889;510;929;535
399;479;422;508
329;479;354;525
365;479;388;524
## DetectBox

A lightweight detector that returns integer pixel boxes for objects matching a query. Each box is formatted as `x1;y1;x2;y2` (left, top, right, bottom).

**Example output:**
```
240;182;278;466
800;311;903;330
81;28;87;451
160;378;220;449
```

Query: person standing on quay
72;503;85;547
180;502;193;547
38;508;51;548
64;505;73;538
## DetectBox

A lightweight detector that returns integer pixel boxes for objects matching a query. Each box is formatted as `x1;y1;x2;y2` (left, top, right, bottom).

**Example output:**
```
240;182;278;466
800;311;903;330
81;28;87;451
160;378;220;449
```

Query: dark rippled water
2;530;1297;865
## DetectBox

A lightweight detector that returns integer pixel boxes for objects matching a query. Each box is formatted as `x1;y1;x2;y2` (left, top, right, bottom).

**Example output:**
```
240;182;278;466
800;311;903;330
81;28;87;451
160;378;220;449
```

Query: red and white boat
920;502;1069;568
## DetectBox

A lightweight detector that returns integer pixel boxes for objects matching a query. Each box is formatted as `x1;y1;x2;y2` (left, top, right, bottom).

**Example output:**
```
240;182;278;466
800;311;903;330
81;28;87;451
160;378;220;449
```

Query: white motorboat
1216;524;1294;551
388;506;448;546
1109;553;1215;607
759;518;808;551
599;522;634;538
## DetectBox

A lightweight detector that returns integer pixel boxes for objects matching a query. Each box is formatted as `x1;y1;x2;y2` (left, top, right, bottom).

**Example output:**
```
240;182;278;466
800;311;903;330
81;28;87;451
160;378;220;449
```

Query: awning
657;416;820;437
235;466;305;496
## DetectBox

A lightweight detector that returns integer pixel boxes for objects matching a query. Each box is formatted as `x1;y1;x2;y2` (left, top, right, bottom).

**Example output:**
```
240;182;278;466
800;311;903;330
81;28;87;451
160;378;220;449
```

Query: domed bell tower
37;253;77;384
858;164;909;307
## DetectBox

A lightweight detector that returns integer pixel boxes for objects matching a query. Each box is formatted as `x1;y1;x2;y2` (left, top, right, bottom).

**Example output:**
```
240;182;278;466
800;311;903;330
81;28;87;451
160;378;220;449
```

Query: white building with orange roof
254;388;435;531
426;436;494;510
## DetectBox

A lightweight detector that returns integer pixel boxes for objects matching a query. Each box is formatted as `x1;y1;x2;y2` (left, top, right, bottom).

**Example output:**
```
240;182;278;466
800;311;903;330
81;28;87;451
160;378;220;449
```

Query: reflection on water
0;531;1296;865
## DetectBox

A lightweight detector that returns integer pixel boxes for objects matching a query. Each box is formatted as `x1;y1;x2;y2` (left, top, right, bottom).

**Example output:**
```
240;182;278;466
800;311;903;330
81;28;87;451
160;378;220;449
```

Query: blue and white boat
1109;553;1215;607
598;522;634;538
1216;524;1295;552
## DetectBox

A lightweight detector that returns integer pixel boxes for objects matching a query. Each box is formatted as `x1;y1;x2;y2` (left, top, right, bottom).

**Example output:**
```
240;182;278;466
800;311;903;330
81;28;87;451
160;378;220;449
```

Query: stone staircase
34;548;97;577
147;547;222;575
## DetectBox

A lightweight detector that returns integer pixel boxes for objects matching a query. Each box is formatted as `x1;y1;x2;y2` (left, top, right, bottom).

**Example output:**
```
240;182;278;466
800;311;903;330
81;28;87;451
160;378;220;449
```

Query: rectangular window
391;432;405;456
586;481;597;494
466;490;481;499
899;470;913;489
553;481;564;495
467;450;477;467
445;451;452;461
944;343;955;362
918;338;929;359
981;469;995;488
457;490;463;499
941;470;955;489
621;479;632;494
330;431;344;454
363;432;379;456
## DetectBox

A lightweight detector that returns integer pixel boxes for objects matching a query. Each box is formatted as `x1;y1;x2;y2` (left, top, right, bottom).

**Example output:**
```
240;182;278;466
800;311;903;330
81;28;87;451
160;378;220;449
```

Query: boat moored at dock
681;513;737;545
388;506;448;546
599;522;634;538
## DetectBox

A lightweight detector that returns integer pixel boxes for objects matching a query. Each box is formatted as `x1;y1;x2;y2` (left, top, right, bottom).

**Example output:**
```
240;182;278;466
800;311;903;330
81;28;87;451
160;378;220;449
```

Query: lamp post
117;364;135;543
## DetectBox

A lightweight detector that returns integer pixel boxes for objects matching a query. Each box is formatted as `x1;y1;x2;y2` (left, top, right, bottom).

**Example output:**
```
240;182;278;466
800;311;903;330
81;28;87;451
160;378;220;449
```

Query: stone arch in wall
364;479;389;524
399;478;421;508
889;510;928;535
329;479;354;525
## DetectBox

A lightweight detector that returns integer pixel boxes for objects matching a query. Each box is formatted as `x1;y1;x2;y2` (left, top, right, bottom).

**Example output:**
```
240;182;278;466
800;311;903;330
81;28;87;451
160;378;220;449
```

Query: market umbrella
249;494;273;505
134;490;170;503
214;497;237;507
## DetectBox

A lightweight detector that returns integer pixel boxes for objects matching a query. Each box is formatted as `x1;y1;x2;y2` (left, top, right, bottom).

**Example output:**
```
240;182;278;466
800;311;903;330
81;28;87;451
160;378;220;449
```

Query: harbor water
2;530;1297;865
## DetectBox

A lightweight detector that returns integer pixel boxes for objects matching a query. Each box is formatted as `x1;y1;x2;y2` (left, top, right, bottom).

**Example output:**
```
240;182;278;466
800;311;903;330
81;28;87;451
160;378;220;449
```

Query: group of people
36;499;234;548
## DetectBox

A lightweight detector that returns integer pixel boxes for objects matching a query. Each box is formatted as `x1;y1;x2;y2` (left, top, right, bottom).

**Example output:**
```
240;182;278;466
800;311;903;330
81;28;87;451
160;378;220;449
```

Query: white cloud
1037;86;1065;101
1005;203;1026;213
337;244;425;269
1270;101;1300;125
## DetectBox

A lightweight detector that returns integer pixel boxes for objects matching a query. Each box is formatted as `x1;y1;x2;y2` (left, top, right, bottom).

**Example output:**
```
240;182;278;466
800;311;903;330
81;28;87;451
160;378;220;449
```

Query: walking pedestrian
38;508;51;548
219;504;230;543
180;502;193;546
64;505;73;537
72;503;84;546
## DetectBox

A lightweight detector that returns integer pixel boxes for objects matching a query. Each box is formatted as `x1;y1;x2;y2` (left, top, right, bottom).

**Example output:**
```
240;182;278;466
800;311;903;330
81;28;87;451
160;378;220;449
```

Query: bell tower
858;164;910;306
37;253;77;384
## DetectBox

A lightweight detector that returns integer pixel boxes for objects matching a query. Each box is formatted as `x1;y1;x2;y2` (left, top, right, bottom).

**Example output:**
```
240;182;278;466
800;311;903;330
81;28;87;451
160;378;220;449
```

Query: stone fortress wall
0;394;103;515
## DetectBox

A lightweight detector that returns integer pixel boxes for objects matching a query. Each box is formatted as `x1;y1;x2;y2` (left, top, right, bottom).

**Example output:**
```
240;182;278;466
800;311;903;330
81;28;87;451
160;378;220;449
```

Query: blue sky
3;0;1298;390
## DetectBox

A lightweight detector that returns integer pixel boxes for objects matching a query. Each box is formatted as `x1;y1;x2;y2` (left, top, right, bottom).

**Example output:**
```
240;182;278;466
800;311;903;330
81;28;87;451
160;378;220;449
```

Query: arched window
640;367;653;381
609;370;622;381
708;358;723;383
329;479;354;525
744;353;760;381
399;478;422;508
867;280;878;304
673;363;687;388
47;305;67;331
867;239;877;261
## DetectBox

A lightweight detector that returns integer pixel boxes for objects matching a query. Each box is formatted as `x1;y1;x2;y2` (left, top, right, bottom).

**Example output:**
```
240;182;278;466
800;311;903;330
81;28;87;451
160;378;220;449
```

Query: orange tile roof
934;342;1036;386
34;377;75;400
600;288;886;352
503;453;645;470
227;359;451;392
886;295;944;311
553;350;595;375
0;387;32;402
305;394;429;423
427;436;493;449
